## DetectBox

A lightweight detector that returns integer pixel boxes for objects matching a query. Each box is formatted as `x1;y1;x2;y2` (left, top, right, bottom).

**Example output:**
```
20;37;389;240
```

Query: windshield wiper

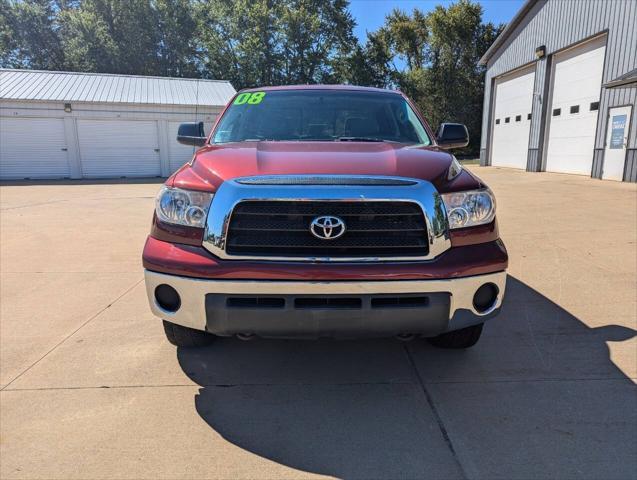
336;136;398;143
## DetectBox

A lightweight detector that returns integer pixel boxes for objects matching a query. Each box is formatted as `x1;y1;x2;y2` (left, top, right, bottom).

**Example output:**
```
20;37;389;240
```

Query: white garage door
545;36;606;175
77;120;161;177
490;66;535;169
0;117;71;179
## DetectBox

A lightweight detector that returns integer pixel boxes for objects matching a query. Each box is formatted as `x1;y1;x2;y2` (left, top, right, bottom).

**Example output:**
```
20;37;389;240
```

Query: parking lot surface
1;167;636;479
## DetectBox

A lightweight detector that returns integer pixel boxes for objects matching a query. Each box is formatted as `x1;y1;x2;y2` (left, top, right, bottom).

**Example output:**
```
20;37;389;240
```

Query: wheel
427;323;484;349
162;320;215;347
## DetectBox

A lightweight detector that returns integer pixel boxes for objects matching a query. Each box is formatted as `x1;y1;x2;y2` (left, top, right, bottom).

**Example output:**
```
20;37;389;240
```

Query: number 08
233;92;265;105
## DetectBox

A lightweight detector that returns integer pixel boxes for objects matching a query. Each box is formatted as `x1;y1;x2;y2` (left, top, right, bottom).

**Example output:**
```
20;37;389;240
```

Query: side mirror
177;122;206;147
436;123;469;149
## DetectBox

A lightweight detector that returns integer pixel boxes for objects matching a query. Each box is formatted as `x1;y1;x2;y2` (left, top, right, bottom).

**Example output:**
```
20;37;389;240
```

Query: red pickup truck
143;85;507;349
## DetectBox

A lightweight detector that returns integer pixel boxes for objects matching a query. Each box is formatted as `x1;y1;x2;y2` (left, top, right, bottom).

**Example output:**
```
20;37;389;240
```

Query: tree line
0;0;503;154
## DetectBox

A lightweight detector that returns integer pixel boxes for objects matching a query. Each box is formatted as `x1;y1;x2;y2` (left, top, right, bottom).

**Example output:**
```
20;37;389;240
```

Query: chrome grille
226;201;429;257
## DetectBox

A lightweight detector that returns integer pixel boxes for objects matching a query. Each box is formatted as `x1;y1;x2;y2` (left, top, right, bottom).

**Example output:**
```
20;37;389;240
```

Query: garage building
479;0;636;182
0;69;235;179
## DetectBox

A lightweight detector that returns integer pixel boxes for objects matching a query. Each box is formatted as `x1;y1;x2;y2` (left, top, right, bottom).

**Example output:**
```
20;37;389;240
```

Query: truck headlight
441;189;496;229
155;186;213;228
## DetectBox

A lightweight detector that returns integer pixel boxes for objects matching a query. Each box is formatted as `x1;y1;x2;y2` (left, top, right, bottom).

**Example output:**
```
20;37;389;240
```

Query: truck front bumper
144;270;507;338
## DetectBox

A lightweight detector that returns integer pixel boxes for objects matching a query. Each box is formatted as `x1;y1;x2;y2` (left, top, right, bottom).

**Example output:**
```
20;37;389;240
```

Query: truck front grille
225;200;429;258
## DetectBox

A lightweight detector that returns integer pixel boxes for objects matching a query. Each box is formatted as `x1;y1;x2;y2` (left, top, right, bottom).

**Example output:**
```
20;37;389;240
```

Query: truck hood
171;141;482;192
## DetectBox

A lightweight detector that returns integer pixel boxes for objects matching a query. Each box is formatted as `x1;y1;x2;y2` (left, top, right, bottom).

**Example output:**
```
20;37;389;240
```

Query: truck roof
238;84;402;95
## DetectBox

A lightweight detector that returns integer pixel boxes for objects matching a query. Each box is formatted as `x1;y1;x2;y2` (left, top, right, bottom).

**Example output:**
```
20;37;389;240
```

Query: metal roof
478;0;537;66
0;69;236;106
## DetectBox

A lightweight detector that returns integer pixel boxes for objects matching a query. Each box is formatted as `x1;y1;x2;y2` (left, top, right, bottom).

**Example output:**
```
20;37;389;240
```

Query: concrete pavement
1;168;635;479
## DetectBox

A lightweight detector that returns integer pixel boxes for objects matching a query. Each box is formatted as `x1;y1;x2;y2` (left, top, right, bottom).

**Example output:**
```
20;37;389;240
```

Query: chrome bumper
144;270;507;336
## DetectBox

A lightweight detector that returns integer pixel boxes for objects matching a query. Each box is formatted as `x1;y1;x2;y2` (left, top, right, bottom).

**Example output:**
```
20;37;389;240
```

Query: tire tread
162;320;215;347
427;323;483;349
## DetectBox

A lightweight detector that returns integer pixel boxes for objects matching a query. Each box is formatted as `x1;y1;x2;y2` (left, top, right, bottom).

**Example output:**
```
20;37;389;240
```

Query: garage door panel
77;120;160;178
546;37;606;175
491;67;535;169
0;117;71;179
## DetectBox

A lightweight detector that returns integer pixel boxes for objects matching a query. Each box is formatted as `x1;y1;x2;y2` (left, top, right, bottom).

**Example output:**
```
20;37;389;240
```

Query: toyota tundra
143;85;508;349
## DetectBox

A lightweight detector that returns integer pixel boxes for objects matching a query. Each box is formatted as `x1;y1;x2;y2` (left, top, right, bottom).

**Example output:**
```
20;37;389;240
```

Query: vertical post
63;117;82;179
537;54;554;172
157;120;170;177
482;76;497;166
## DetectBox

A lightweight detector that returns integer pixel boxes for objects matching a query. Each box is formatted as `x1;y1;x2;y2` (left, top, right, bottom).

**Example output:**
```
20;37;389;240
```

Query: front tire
162;320;215;347
427;323;483;349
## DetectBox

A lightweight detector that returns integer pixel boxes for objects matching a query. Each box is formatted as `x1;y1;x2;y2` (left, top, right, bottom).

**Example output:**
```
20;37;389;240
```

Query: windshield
211;90;431;145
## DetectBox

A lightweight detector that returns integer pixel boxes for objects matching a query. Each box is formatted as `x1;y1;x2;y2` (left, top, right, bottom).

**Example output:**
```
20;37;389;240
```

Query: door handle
61;148;68;151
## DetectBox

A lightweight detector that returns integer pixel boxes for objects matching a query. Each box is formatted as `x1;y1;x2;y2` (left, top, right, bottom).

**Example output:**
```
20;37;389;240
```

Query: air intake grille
226;201;429;258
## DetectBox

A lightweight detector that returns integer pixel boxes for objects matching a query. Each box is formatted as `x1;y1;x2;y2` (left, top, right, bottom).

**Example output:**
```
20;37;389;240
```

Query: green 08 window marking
233;92;266;105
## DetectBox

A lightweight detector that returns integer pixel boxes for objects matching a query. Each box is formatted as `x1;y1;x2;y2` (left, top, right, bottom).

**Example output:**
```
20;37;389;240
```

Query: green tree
155;0;198;77
359;0;503;154
59;0;160;74
0;0;66;69
418;0;503;153
0;0;502;154
195;0;356;89
0;0;17;66
335;29;394;88
383;8;427;71
195;0;284;87
280;0;356;84
0;0;198;76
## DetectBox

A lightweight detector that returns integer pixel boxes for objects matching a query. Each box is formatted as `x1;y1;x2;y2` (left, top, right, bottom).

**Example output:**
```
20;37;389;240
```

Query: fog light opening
155;284;181;312
473;283;499;313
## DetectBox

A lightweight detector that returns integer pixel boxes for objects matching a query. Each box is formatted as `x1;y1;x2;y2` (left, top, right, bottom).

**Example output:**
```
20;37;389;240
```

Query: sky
348;0;527;41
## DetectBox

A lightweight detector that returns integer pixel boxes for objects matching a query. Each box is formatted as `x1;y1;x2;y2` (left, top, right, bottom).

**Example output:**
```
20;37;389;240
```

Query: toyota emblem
310;216;346;240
